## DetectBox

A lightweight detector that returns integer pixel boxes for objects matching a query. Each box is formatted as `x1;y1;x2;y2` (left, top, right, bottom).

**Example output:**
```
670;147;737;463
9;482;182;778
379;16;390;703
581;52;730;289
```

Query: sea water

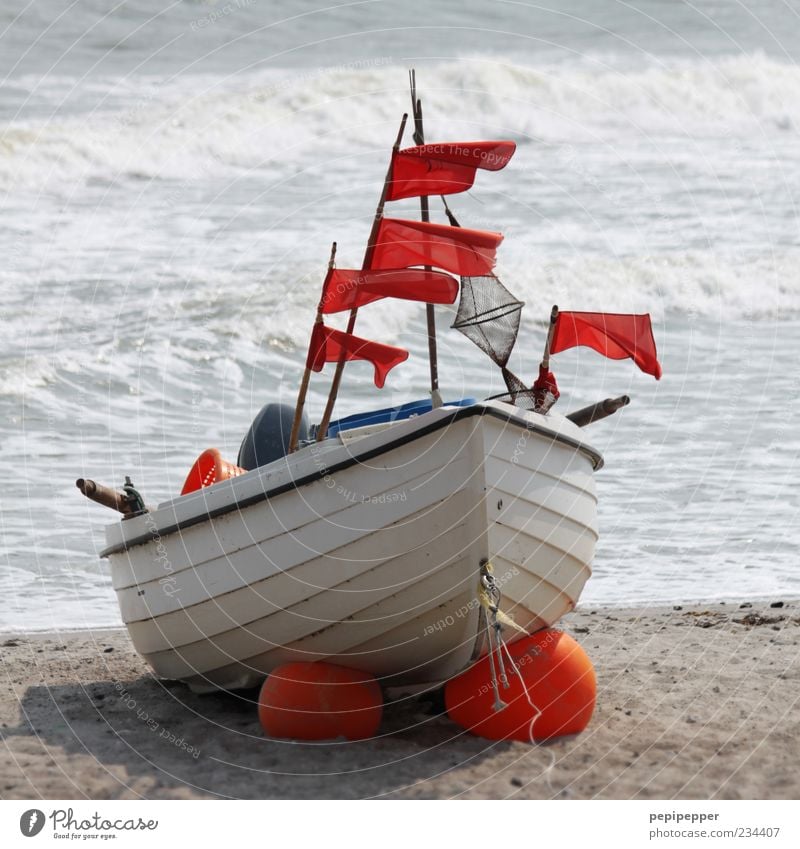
1;0;798;631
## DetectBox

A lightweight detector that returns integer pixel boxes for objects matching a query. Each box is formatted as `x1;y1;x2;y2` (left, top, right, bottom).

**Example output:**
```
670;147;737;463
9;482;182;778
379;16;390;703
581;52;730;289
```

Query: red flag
386;140;516;201
371;218;503;277
321;268;458;314
550;312;662;379
307;324;408;388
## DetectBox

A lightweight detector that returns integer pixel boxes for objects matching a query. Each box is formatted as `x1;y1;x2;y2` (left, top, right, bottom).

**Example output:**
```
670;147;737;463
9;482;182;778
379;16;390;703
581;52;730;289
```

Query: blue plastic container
325;397;477;438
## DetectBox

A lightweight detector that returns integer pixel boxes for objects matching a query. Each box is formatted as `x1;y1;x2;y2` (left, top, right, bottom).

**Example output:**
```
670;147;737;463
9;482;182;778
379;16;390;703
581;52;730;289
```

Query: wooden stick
315;113;409;442
541;304;559;371
76;478;146;515
410;70;443;409
288;242;337;453
567;395;630;428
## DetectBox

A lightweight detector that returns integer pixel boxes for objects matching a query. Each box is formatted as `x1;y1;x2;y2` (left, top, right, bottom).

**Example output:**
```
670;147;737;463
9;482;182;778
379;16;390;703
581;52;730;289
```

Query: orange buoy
181;448;246;495
445;629;596;742
258;662;383;741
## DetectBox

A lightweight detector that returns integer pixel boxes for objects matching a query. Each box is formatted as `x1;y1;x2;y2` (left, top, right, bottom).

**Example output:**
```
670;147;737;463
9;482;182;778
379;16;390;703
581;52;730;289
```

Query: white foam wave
0;354;58;397
2;53;799;189
500;250;800;322
0;250;794;406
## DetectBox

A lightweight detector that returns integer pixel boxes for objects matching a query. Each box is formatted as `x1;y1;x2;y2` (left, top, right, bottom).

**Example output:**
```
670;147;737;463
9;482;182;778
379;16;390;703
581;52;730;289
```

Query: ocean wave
499;250;800;322
1;250;794;404
2;53;799;189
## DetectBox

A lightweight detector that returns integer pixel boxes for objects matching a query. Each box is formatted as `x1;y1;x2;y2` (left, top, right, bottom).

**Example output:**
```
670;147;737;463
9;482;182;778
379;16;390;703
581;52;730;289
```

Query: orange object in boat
180;448;246;495
258;662;383;741
444;630;596;742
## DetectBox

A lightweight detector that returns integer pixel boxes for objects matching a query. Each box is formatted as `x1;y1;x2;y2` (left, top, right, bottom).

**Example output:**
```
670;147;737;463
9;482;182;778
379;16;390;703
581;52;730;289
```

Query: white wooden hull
103;401;601;693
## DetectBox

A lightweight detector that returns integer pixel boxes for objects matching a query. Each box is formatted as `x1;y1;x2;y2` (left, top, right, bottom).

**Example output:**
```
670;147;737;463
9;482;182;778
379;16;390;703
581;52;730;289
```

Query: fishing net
452;274;523;368
452;274;526;394
442;201;531;398
487;389;539;411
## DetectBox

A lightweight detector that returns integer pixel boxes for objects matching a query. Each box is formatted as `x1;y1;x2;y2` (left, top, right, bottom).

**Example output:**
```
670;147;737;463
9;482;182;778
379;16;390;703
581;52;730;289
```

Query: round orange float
258;662;383;741
445;629;596;742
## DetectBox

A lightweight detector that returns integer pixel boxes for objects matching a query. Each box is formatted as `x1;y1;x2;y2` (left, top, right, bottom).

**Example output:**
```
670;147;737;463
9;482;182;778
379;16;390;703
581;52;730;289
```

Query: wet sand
1;601;798;800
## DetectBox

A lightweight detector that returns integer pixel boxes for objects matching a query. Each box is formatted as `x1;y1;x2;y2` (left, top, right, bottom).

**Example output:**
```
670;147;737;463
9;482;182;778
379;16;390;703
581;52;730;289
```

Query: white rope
477;561;558;792
495;619;558;793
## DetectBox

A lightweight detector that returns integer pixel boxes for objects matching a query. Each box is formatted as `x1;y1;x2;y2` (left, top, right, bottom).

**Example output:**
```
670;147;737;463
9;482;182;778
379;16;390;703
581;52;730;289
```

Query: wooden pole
410;69;443;409
567;394;630;428
288;242;338;453
541;304;559;371
315;113;409;442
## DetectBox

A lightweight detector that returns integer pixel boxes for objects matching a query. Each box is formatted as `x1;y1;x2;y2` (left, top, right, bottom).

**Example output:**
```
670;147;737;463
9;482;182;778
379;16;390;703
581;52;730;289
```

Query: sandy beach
1;601;798;800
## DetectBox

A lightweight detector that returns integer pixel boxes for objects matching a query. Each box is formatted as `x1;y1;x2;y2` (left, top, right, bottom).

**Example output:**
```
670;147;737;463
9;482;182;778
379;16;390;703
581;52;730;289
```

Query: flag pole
288;242;338;453
315;112;409;442
410;69;443;409
531;304;560;413
541;304;559;371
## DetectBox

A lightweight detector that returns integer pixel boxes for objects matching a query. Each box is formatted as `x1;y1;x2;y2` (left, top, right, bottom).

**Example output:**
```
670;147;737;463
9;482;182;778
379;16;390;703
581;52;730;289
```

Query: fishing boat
79;74;660;694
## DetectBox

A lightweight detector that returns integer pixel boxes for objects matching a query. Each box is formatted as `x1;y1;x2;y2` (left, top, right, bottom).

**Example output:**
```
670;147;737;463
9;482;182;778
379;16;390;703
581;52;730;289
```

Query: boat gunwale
101;402;603;557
